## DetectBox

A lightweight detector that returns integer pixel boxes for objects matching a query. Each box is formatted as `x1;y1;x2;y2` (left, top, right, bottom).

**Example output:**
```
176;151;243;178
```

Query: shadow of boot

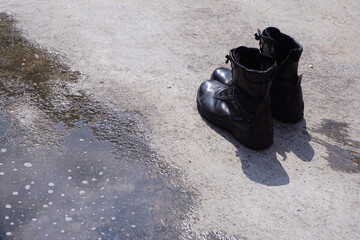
237;148;290;186
200;114;290;186
274;118;315;162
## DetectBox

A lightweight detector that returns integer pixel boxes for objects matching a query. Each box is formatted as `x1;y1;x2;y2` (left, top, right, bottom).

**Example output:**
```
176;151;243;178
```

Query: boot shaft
256;27;303;81
227;46;276;102
225;46;276;118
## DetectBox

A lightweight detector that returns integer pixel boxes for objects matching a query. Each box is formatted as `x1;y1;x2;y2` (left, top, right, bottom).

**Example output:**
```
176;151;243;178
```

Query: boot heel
271;75;304;123
235;98;273;149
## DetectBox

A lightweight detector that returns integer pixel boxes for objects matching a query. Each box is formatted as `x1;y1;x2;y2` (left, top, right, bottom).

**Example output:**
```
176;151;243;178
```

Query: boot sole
197;98;273;150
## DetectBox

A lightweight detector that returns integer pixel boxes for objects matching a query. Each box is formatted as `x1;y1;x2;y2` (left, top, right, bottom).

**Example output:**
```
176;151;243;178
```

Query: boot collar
225;46;277;84
255;27;303;66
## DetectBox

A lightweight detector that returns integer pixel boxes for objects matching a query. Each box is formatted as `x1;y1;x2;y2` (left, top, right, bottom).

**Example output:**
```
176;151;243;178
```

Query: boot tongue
255;29;277;60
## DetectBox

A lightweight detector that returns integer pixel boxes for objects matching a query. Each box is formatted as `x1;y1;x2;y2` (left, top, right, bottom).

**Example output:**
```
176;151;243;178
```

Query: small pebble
24;162;33;167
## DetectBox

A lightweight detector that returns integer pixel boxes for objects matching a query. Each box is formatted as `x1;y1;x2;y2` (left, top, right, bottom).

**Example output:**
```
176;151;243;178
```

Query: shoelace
225;54;231;64
254;29;263;52
218;85;235;100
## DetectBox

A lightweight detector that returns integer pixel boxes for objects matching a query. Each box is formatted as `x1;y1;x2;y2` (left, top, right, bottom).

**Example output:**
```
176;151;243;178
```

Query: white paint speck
68;169;72;173
61;193;65;197
111;217;116;221
81;180;89;184
34;54;39;59
91;178;97;181
12;192;18;196
131;224;136;228
48;182;55;187
48;190;54;194
0;162;3;165
61;230;65;233
5;232;11;236
24;162;33;167
68;176;72;180
65;216;72;222
43;205;48;208
1;148;7;153
79;138;84;141
32;218;37;222
91;227;96;231
5;204;12;209
13;168;17;171
0;172;5;176
25;185;31;190
5;216;9;220
79;190;86;194
99;172;104;176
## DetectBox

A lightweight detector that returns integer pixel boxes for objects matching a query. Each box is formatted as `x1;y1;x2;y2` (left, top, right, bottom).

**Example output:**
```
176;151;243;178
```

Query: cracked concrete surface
0;0;359;239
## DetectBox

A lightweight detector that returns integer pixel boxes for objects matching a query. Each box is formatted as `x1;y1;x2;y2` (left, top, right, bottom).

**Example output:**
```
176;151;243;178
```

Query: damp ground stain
312;119;360;173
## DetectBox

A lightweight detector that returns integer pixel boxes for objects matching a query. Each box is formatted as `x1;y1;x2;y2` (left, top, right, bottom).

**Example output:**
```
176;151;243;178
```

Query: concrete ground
1;0;360;239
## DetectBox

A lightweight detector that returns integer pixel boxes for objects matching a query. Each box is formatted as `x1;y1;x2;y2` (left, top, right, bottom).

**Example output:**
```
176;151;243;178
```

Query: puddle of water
312;119;360;173
0;117;195;239
0;12;242;240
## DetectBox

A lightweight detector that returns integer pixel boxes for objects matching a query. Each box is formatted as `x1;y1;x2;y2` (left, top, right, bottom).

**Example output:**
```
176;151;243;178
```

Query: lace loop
225;54;231;64
254;29;263;52
217;85;235;100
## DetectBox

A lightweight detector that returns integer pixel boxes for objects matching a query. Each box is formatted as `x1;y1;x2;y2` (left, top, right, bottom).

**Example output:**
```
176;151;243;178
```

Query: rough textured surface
0;0;359;239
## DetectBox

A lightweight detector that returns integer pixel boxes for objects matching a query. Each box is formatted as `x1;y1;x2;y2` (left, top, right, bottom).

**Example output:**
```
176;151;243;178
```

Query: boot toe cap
197;80;230;117
210;67;232;86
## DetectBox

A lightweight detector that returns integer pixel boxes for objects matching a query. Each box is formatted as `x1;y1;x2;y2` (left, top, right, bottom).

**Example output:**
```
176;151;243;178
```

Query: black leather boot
211;27;304;123
197;46;276;149
255;27;304;123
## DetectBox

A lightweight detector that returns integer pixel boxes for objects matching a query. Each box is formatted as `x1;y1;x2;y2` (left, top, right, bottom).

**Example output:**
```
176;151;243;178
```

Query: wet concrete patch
0;12;198;239
0;12;244;240
312;119;360;173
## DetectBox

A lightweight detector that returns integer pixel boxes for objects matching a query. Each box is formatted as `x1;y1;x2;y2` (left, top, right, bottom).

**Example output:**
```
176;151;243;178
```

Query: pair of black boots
197;27;304;150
